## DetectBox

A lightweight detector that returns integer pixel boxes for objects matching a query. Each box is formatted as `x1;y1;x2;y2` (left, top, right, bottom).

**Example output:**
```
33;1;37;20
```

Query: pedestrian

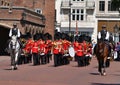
115;42;120;61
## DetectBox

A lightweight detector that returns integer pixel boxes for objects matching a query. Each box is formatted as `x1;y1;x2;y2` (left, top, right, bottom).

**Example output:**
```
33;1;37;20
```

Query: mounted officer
9;22;23;48
8;22;21;70
98;25;110;42
9;22;21;38
97;25;112;60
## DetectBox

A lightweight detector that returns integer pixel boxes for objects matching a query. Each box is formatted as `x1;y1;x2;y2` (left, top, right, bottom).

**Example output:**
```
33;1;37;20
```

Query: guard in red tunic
85;42;92;66
44;33;53;64
24;33;34;63
73;35;79;61
76;42;84;67
62;33;71;65
31;40;40;66
83;40;87;55
53;32;62;67
39;38;46;64
45;39;52;63
18;35;27;65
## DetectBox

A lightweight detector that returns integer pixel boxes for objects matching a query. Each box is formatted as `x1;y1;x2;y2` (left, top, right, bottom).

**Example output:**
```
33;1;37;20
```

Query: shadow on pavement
4;68;12;70
89;73;100;75
91;83;120;85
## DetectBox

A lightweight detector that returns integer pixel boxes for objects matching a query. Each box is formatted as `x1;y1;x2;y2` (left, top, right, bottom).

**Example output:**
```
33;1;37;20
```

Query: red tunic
62;40;71;54
63;40;70;50
87;43;92;55
31;41;39;53
39;40;46;54
46;40;52;53
76;43;84;57
83;41;87;55
53;40;62;54
24;39;34;54
73;41;79;53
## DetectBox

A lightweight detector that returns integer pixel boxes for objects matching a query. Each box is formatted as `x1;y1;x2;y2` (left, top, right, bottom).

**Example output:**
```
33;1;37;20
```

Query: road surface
0;56;120;85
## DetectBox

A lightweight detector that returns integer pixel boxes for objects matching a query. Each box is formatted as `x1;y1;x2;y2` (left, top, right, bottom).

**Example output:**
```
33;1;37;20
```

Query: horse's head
11;35;17;41
96;41;109;58
98;41;104;49
9;35;18;50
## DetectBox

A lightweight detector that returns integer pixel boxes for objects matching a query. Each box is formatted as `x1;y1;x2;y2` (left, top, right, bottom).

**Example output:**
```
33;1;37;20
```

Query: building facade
55;0;120;42
55;0;95;38
0;0;55;55
95;0;120;43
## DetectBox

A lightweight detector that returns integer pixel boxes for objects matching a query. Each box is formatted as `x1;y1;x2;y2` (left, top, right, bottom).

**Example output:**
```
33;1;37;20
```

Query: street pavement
0;56;120;85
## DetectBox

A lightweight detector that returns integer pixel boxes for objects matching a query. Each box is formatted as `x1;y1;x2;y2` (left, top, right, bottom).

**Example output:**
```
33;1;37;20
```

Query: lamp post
69;0;72;36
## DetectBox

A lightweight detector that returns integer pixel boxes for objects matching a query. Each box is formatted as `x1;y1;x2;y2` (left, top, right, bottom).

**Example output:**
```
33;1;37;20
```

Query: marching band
18;32;92;67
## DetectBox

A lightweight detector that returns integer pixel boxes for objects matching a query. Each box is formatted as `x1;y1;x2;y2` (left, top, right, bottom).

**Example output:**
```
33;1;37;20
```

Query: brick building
0;0;55;55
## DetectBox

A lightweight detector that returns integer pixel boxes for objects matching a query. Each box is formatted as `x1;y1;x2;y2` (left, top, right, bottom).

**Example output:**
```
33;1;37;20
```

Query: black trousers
46;51;52;63
62;55;70;65
77;56;85;67
40;54;46;64
32;53;40;65
54;53;62;67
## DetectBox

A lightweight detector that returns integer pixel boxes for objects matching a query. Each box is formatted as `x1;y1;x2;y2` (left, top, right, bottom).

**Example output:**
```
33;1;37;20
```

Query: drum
68;46;75;57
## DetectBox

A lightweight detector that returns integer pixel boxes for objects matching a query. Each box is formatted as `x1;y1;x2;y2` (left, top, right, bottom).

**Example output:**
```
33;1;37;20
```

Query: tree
111;0;120;11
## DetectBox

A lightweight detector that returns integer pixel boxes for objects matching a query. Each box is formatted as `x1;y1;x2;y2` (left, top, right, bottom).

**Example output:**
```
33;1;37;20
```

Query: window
35;9;42;14
99;1;105;11
108;1;117;11
77;15;79;20
81;15;84;20
71;9;84;21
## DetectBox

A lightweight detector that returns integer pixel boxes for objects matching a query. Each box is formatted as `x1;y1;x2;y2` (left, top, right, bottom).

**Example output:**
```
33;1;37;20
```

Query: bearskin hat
44;33;52;40
26;32;32;38
54;32;61;40
74;35;79;42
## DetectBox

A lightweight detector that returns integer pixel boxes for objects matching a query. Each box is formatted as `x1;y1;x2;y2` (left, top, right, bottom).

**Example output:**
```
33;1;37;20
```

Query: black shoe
14;67;18;70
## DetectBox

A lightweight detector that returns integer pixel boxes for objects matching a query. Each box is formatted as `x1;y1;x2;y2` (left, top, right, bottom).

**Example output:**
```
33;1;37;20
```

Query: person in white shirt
9;22;22;48
9;22;21;38
98;25;110;42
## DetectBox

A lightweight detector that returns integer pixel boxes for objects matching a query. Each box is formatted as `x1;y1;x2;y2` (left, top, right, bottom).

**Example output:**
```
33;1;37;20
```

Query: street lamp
69;0;72;36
